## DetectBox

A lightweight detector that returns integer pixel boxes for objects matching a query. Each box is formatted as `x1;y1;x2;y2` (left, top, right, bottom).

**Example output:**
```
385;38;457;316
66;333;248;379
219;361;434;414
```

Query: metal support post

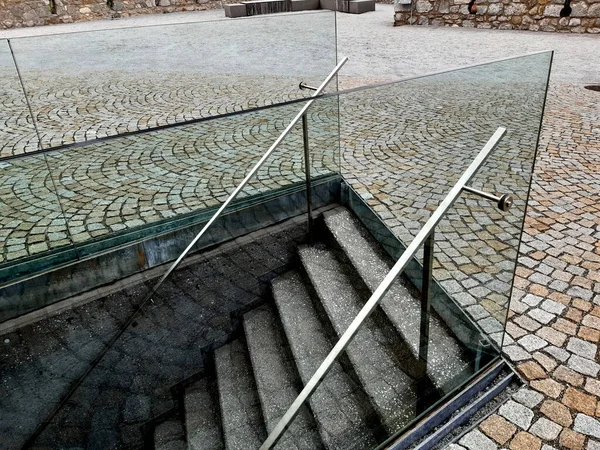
302;113;314;242
419;230;435;363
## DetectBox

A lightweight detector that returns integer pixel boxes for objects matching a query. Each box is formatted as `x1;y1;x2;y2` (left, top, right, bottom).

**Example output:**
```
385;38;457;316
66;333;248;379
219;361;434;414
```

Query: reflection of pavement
0;96;339;262
0;73;322;154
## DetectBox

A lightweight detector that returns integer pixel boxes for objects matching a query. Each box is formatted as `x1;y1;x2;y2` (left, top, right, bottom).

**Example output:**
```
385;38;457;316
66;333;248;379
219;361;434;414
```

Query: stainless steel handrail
259;126;507;450
142;57;348;304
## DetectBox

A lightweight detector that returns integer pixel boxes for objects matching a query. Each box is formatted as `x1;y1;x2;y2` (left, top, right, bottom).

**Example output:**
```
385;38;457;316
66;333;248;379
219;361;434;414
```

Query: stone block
291;0;320;10
348;0;375;13
509;431;542;450
513;388;544;408
224;3;246;17
530;418;562;441
459;429;498;450
504;3;527;15
574;414;600;439
568;354;600;377
544;4;562;17
415;0;433;12
563;388;598;416
320;0;347;11
480;414;517;445
589;4;600;16
567;337;598;360
559;428;586;449
541;400;573;427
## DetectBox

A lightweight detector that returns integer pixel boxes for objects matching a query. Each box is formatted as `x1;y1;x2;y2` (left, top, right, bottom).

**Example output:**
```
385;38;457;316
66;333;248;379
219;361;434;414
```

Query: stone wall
0;0;232;29
394;0;600;33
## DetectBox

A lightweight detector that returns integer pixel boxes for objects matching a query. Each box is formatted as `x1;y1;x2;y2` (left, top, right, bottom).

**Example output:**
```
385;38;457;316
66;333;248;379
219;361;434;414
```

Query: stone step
214;339;267;450
154;418;186;450
272;271;380;450
184;378;224;450
323;207;472;393
299;244;418;433
242;305;324;450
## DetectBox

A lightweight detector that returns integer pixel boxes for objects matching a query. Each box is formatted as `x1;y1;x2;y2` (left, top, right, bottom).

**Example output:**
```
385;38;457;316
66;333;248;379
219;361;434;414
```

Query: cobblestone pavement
0;5;599;450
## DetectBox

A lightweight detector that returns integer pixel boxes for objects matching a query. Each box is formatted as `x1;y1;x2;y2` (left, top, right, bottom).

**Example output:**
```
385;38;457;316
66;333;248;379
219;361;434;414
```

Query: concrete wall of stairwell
393;0;600;33
0;0;240;29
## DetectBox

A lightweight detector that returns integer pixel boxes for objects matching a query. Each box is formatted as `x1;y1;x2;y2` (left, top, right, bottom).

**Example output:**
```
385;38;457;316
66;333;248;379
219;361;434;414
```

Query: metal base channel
384;359;514;450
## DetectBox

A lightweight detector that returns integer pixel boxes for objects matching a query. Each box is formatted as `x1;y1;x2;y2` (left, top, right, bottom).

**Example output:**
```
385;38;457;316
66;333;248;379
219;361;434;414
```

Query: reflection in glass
0;52;552;450
0;39;39;157
8;11;337;150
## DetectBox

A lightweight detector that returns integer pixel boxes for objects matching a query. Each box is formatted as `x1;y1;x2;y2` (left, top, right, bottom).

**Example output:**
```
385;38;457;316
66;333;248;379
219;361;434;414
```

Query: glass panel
0;88;339;291
273;52;552;449
9;91;341;449
43;98;313;258
339;51;553;345
8;11;337;151
0;39;39;157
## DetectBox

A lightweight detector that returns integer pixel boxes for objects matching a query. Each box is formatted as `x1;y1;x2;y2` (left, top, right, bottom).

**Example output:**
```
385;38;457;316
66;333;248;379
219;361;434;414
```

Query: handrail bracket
462;185;513;211
299;81;318;91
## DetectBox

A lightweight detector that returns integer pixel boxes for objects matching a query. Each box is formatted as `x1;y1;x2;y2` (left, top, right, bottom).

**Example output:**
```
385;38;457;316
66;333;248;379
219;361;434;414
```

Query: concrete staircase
152;207;471;450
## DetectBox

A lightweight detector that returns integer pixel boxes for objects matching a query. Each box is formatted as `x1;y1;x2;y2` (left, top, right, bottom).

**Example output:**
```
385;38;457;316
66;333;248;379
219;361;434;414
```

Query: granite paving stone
513;388;544;409
508;431;542;450
574;414;600;440
499;400;535;431
529;417;562;441
567;338;598;361
568;355;600;378
459;429;498;450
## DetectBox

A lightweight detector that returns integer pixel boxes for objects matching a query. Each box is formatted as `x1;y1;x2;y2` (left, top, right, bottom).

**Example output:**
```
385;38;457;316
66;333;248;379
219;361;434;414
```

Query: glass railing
338;51;553;348
0;9;338;297
262;51;553;449
0;50;552;450
0;94;342;321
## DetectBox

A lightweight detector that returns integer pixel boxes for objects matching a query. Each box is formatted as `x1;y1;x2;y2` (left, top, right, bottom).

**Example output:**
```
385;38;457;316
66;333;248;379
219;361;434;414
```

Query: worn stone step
154;418;187;450
272;271;380;450
299;244;418;433
323;207;472;393
214;339;267;450
243;305;324;450
184;377;224;450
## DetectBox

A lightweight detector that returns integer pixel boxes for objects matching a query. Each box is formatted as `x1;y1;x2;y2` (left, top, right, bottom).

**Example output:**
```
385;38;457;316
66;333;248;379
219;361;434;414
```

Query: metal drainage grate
584;85;600;92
